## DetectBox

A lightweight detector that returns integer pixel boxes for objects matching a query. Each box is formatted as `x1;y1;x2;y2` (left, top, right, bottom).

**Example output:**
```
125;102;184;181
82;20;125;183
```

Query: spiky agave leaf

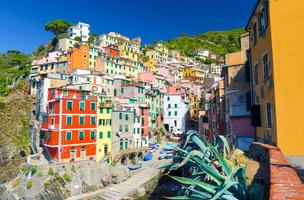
210;181;239;200
168;175;218;194
191;134;210;156
207;142;231;176
218;135;231;158
164;195;190;200
190;156;226;185
164;150;204;175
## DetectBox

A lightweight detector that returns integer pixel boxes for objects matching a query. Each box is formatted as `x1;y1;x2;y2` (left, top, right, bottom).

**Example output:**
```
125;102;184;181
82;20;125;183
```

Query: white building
210;63;223;76
164;89;189;133
97;32;130;48
67;22;90;42
194;49;210;58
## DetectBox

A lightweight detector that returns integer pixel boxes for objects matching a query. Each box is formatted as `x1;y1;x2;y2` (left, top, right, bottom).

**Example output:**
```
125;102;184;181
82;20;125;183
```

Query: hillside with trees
161;29;247;56
0;51;31;96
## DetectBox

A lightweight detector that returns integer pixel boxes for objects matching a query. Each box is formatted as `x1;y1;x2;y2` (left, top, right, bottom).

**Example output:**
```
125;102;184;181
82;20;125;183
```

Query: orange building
104;44;119;57
67;45;90;73
41;88;97;162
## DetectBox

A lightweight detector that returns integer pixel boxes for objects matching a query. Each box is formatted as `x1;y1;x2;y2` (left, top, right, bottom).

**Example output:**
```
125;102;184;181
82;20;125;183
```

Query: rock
134;187;146;199
100;177;111;186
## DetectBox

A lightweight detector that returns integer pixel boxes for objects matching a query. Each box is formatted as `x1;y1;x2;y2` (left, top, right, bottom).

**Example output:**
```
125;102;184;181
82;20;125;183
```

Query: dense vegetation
161;29;247;56
0;51;31;96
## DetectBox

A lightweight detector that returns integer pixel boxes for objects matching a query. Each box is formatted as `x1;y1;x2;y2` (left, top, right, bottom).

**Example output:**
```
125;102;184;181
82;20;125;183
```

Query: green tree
44;19;73;36
74;36;82;42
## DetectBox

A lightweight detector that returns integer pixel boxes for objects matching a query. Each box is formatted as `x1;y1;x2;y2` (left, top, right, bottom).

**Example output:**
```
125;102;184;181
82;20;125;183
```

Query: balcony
48;124;59;130
99;100;113;108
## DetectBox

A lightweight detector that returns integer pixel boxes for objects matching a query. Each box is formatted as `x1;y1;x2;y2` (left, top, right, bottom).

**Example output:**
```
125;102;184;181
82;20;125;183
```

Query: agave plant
160;134;248;200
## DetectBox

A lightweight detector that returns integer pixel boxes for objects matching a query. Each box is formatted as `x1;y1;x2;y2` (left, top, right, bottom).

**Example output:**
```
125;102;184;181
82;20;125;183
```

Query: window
67;101;73;110
66;131;72;141
174;104;177;108
125;114;129;121
254;62;259;85
91;102;96;110
174;111;178;116
79;131;84;140
90;116;96;125
79;116;84;125
168;104;171;108
100;108;103;113
169;111;171;116
114;89;117;96
266;102;272;128
80;101;85;110
106;108;110;113
167;96;170;101
107;131;111;138
121;88;124;94
63;90;68;96
137;128;140;134
90;131;95;139
263;53;270;80
120;139;124;150
253;22;257;45
99;132;103;139
259;2;268;36
66;116;72;125
119;113;122;120
125;125;129;132
119;124;123;131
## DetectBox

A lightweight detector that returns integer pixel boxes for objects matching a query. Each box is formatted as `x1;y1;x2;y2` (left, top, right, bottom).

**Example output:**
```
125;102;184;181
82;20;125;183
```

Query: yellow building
144;59;157;72
182;66;204;81
97;97;113;162
145;43;169;62
246;0;304;155
118;43;138;62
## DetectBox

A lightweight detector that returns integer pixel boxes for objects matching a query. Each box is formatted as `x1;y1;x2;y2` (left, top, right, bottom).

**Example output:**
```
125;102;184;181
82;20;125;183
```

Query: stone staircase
96;163;163;200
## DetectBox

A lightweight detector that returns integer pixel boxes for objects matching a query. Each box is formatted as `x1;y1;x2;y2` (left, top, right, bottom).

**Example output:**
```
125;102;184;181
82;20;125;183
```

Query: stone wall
249;142;304;200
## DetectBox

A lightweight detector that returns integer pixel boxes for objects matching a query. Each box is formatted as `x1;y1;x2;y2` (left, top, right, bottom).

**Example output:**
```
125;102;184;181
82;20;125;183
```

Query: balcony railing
99;101;113;108
48;124;59;130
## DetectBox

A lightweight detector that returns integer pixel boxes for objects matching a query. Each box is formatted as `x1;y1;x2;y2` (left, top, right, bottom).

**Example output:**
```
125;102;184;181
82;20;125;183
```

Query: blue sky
0;0;257;54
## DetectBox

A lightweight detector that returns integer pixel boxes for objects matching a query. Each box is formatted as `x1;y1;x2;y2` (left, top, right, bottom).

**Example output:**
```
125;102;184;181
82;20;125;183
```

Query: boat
143;151;153;161
128;163;142;170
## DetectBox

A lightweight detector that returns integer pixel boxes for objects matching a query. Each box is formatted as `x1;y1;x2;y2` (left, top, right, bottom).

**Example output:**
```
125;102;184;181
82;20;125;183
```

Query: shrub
54;173;62;181
48;167;54;175
63;173;72;182
37;172;43;177
44;179;51;188
71;165;76;173
31;166;37;175
27;180;33;189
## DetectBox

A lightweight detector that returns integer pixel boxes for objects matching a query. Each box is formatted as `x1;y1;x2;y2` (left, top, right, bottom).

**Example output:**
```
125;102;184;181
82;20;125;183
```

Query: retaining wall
249;142;304;200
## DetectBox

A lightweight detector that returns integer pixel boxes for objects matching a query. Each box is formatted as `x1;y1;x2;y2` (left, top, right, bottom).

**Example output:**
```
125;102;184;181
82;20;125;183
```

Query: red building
139;105;149;145
41;88;97;162
104;44;119;57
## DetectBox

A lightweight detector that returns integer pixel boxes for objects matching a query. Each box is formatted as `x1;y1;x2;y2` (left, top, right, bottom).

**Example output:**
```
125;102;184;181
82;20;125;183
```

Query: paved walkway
287;156;304;183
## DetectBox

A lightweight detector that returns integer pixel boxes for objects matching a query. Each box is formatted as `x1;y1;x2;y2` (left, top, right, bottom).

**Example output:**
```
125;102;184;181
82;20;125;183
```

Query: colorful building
164;86;189;133
223;33;254;151
97;97;112;163
41;88;97;162
67;45;90;72
246;0;304;155
111;108;135;159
